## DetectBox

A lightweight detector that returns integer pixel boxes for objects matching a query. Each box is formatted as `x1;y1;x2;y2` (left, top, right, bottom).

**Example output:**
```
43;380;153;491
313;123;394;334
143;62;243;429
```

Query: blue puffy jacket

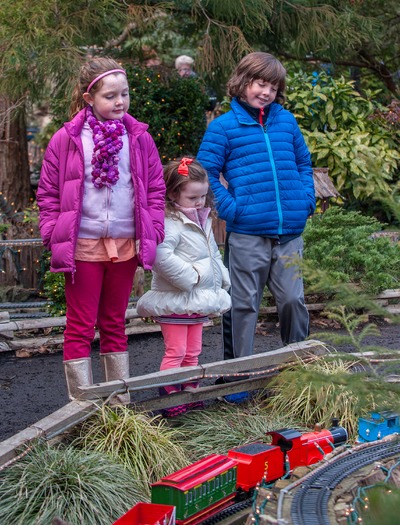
197;98;315;236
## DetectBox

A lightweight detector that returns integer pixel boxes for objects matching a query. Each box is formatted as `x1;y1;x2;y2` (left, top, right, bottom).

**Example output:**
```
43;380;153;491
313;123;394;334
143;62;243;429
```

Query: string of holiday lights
0;181;43;281
345;458;400;524
165;355;319;384
0;247;23;275
250;478;275;524
0;239;43;247
0;240;44;278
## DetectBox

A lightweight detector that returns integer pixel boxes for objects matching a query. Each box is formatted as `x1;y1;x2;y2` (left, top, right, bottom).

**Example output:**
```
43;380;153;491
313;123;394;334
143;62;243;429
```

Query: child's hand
222;277;231;291
141;317;156;324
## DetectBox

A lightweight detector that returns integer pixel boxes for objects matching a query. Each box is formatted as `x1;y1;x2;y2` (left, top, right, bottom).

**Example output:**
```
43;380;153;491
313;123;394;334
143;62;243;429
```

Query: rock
15;349;33;358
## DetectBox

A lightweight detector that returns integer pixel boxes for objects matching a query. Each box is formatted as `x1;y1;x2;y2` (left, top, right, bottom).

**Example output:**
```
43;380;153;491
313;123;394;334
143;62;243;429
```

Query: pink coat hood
37;109;165;272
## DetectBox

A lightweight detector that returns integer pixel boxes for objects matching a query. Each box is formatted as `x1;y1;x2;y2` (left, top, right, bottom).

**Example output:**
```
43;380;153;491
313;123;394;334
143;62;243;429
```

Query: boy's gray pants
222;232;309;360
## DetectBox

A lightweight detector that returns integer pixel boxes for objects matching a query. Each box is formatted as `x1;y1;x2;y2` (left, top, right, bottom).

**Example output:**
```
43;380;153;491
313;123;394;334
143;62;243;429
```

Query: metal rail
289;440;400;525
201;498;252;525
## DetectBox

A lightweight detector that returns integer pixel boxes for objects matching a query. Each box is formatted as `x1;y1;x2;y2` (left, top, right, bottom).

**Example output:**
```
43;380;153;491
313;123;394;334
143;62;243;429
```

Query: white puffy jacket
136;211;231;317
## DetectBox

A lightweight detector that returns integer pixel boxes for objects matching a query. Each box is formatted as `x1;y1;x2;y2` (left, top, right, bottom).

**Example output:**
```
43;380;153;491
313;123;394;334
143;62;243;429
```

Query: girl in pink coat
37;57;165;404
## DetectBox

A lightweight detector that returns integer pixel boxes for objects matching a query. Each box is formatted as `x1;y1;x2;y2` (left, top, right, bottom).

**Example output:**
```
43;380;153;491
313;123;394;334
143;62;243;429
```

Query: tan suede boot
100;351;131;405
63;358;94;401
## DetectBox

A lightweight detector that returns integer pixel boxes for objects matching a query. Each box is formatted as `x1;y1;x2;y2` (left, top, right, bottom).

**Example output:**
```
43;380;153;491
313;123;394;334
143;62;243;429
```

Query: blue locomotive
358;411;400;443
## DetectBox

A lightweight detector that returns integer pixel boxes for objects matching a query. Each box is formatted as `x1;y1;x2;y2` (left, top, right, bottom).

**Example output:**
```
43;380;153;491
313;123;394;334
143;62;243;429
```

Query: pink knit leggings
159;323;204;371
64;258;137;360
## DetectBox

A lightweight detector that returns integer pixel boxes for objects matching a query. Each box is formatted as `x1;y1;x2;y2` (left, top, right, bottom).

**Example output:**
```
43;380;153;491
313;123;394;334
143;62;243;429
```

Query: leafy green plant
72;405;189;499
302;207;400;294
0;223;10;235
42;267;66;316
21;202;39;225
0;440;142;525
286;71;400;207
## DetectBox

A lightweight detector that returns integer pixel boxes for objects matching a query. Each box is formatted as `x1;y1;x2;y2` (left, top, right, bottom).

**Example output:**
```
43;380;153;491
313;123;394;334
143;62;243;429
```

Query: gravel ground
0;315;399;442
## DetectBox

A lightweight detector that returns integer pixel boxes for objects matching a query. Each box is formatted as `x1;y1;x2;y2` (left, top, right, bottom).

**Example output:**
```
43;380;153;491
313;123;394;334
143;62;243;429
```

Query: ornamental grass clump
0;440;142;525
260;355;400;441
170;401;302;460
72;404;189;499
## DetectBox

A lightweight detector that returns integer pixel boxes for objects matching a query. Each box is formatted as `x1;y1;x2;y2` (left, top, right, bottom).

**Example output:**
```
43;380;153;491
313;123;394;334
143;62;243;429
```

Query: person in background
175;55;196;78
137;158;231;417
197;52;315;403
37;57;165;404
175;54;218;114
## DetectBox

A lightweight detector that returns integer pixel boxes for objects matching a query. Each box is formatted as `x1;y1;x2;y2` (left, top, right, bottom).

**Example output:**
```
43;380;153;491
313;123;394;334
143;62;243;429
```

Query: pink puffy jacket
37;109;165;272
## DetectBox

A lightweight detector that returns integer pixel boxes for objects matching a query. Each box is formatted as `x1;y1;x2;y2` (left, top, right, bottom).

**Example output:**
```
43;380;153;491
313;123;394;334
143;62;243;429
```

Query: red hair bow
178;157;194;176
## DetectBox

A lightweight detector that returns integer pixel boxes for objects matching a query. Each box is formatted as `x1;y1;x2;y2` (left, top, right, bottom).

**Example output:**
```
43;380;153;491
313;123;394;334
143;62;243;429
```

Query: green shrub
126;65;209;161
42;253;66;316
303;208;400;294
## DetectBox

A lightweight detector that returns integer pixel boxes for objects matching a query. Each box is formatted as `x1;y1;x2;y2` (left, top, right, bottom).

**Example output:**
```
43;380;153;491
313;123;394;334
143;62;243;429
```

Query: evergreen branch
104;4;171;50
193;0;254;74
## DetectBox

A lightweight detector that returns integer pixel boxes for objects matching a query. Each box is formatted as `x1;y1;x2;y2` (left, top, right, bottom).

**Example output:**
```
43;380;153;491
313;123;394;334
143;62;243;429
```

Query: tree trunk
0;98;32;213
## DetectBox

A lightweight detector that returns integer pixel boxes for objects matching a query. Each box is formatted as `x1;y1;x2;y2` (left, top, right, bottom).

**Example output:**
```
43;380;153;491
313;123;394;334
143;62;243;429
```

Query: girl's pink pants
63;258;137;360
159;323;203;371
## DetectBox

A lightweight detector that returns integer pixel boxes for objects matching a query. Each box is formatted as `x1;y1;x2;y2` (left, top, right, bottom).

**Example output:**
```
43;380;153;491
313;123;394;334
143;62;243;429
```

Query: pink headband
87;69;126;93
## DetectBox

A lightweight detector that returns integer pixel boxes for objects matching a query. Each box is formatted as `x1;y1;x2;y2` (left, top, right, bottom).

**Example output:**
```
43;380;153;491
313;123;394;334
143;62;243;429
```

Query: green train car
151;454;237;524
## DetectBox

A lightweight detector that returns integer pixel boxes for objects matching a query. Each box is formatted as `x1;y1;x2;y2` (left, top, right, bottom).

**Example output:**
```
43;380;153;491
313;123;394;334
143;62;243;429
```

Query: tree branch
104;22;138;50
279;51;400;96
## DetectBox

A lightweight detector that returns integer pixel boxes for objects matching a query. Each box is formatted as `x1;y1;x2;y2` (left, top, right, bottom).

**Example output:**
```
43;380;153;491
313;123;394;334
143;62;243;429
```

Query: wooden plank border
0;339;327;468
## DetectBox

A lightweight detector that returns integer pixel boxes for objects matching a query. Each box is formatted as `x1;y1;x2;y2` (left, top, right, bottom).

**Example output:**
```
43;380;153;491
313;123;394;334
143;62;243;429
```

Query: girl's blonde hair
69;57;125;119
227;52;286;104
164;158;214;215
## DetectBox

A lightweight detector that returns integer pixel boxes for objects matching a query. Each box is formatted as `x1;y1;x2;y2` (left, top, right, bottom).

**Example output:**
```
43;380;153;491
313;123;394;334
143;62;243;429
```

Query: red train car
227;442;284;491
113;502;176;525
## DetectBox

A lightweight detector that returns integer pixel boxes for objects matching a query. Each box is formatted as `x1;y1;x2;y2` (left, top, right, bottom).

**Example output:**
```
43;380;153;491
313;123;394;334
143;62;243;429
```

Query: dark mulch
0;315;399;442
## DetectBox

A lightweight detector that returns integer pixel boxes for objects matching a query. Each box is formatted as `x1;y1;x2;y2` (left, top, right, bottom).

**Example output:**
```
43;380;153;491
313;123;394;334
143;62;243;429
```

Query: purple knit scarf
86;106;125;189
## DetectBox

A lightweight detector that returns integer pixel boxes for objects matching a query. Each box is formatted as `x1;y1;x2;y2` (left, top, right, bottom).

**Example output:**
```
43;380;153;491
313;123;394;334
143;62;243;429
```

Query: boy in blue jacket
197;52;315;398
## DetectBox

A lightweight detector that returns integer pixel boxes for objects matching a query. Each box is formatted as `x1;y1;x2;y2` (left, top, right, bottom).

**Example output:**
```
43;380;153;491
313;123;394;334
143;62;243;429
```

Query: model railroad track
290;440;400;525
201;498;252;525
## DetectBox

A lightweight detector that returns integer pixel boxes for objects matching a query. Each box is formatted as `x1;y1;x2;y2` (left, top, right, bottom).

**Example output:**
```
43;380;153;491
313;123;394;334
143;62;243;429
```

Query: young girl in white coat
137;158;231;416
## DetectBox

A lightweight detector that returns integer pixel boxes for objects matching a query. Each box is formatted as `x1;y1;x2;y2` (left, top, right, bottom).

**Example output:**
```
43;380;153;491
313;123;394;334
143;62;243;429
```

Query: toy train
358;411;400;443
113;502;175;525
149;420;348;525
114;410;400;525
